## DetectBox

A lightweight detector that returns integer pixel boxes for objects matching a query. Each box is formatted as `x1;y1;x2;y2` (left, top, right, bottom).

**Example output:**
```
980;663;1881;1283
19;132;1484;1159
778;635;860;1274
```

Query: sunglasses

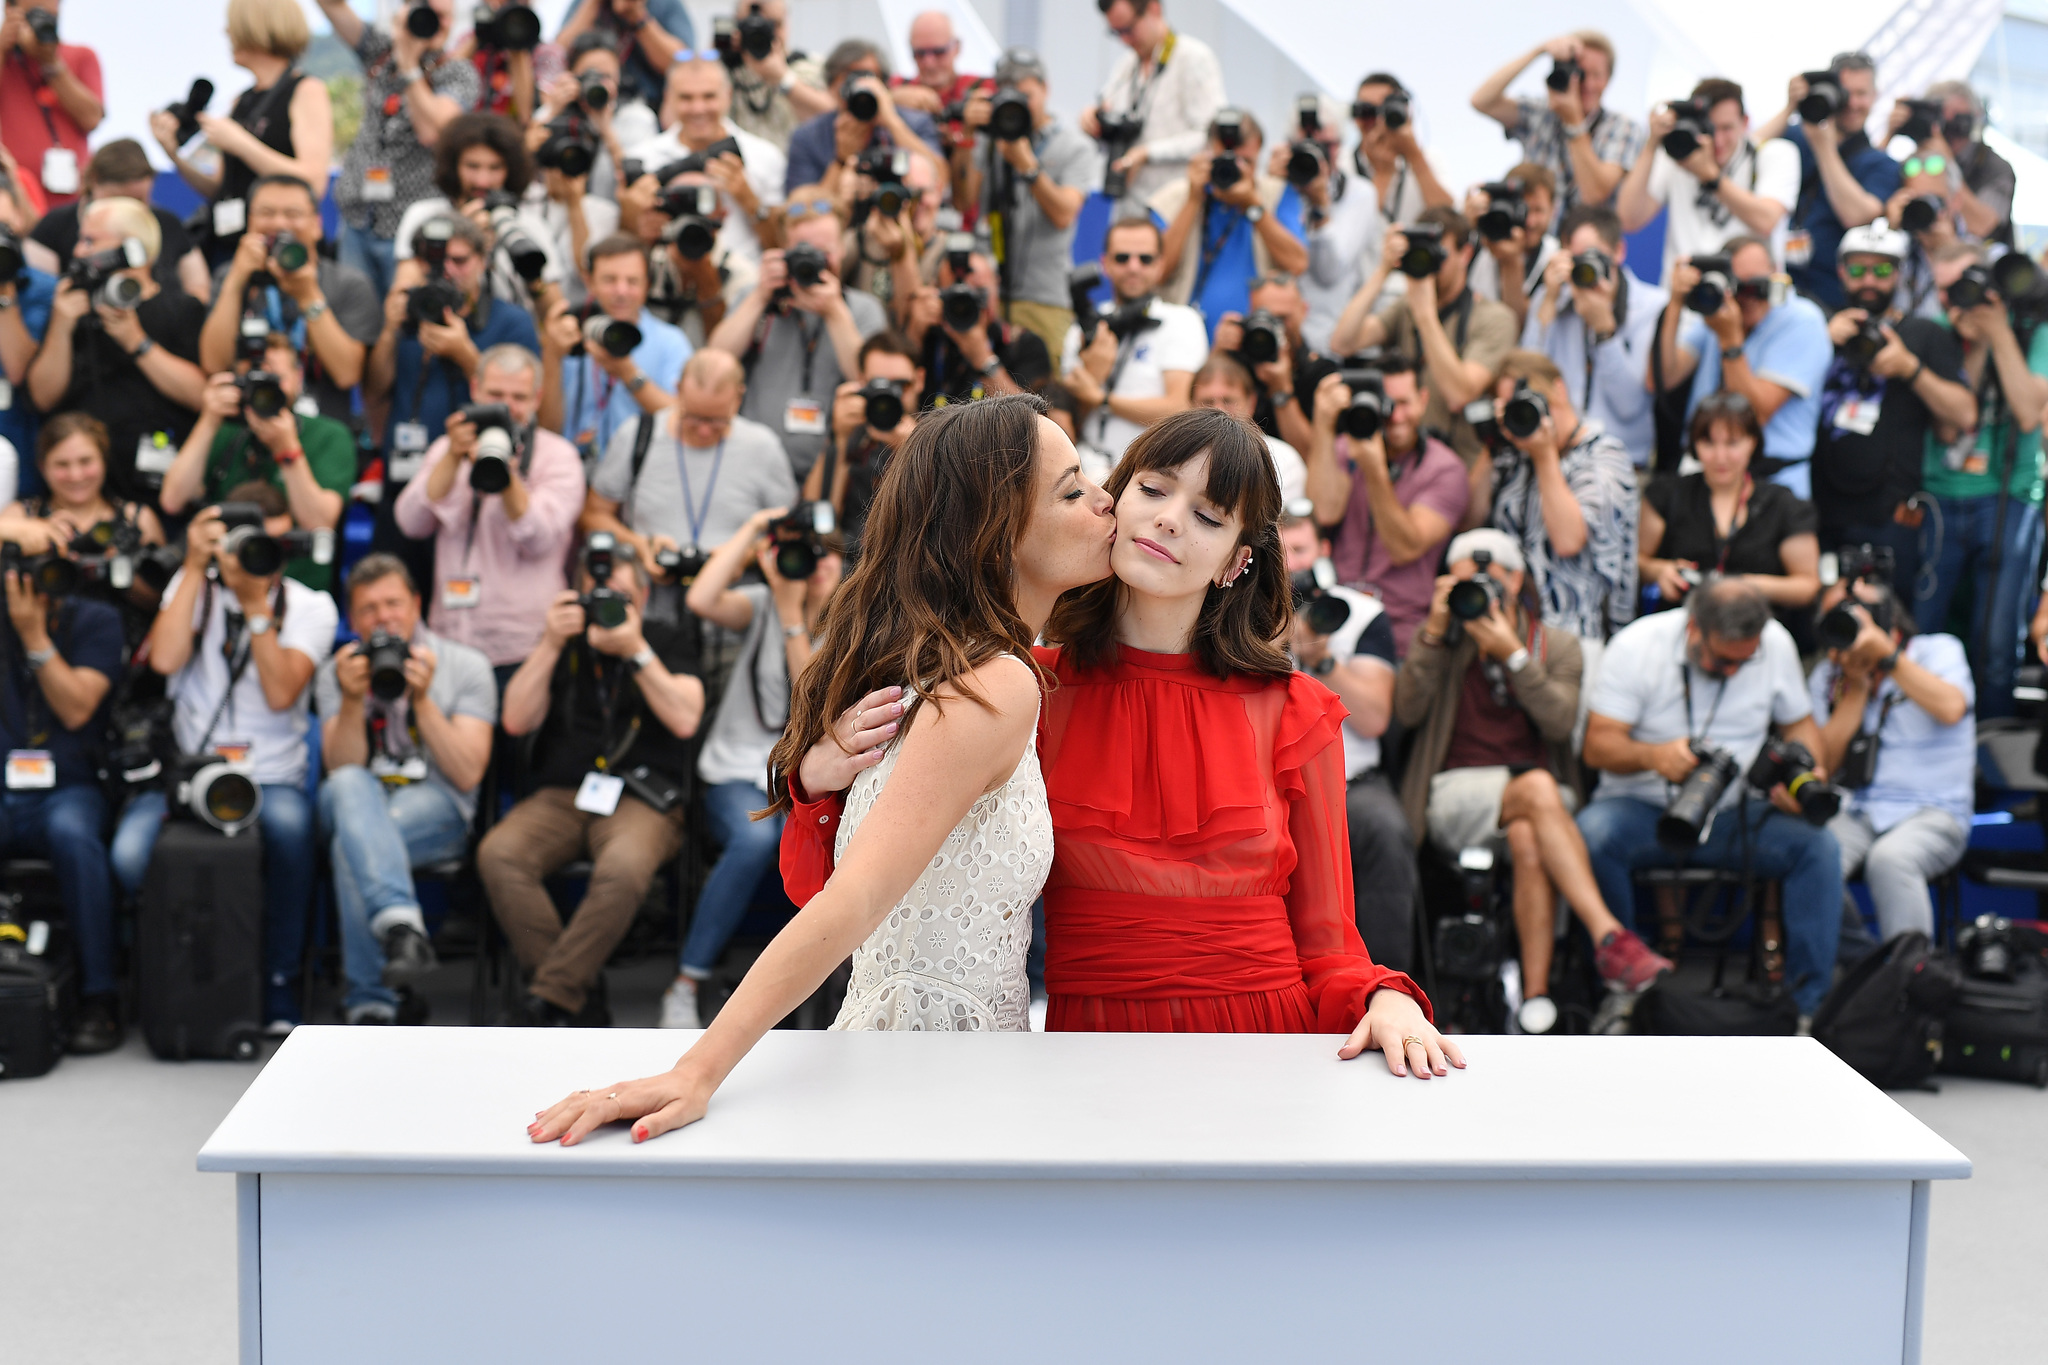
1111;252;1156;265
783;198;835;222
1902;154;1948;179
911;44;954;60
1844;261;1897;280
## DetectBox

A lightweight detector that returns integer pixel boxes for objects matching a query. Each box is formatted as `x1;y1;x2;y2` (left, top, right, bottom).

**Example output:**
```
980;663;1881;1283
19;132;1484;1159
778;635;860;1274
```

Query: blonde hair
85;197;162;264
1573;30;1617;75
228;0;311;59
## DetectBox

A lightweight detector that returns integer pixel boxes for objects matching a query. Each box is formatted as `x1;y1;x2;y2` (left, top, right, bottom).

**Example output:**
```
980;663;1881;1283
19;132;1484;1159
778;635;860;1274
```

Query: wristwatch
1562;121;1589;139
1018;165;1041;184
246;615;274;636
1720;343;1746;363
1270;391;1294;409
1700;174;1723;192
978;354;1003;377
1504;646;1531;673
25;647;56;672
1308;655;1336;677
1244;204;1266;224
625;372;649;394
1879;647;1902;673
629;646;657;672
303;299;329;324
782;622;808;640
130;338;156;361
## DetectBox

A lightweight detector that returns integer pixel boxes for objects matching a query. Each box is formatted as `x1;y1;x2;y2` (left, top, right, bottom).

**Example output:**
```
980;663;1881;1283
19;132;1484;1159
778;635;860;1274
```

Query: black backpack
1813;931;1961;1090
1631;977;1799;1035
1943;919;2048;1088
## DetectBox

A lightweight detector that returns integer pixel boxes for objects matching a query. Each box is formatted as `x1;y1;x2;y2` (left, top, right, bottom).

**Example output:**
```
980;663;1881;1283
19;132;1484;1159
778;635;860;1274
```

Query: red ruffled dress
780;646;1430;1033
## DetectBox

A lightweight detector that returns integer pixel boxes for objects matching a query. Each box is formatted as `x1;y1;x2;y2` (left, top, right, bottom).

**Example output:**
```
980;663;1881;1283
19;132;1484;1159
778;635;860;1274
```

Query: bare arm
1470;46;1540;127
1103;370;1193;429
1888;652;1969;728
1808;129;1883;230
576;490;656;567
1528;445;1587;559
313;0;365;49
1355;439;1451;565
1748;533;1819;608
1327;273;1392;358
1987;320;2048;434
41;49;102;131
685;510;782;630
412;688;494;794
1617;141;1663;234
1325;656;1392;741
1253;211;1309;277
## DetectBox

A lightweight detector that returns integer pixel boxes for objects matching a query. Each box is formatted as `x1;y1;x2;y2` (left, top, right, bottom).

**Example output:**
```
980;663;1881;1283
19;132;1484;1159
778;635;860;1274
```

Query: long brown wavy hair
763;392;1053;816
1045;407;1291;680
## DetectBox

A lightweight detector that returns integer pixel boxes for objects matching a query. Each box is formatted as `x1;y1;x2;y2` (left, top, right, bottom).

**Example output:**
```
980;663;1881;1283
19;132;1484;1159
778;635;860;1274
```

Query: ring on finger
1402;1035;1426;1051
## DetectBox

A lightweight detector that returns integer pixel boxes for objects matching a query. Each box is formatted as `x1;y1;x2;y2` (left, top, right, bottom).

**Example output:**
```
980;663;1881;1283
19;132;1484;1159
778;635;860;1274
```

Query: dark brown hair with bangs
763;393;1052;816
1045;408;1290;680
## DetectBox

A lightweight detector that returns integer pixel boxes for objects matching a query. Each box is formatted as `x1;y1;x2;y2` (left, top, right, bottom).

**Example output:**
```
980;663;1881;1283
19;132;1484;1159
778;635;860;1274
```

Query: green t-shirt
1920;316;2048;506
205;415;358;590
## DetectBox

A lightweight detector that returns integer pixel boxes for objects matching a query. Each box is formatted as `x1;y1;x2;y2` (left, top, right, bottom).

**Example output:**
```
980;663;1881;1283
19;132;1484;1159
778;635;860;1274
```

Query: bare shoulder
904;657;1041;786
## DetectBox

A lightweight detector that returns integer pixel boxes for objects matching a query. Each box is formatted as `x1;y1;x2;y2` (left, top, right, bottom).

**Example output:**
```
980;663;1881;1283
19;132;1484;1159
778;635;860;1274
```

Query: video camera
480;190;547;284
1096;113;1145;199
535;112;598;179
65;239;149;310
656;184;722;259
1474;182;1526;243
1290;555;1350;635
1661;97;1712;161
1397;222;1448;279
579;532;631;629
164;78;214;149
1068;264;1158;347
471;2;540;51
1799;70;1844;125
770;503;838;581
215;501;333;578
1333;364;1387;440
457;402;518;495
1684;252;1734;315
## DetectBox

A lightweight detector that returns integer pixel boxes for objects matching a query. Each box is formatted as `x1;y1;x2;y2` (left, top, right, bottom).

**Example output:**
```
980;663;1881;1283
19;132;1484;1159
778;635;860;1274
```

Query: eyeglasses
1110;252;1156;265
1695;643;1754;677
1844;261;1897;280
910;44;954;60
1902;154;1948;179
783;198;836;223
1250;273;1296;290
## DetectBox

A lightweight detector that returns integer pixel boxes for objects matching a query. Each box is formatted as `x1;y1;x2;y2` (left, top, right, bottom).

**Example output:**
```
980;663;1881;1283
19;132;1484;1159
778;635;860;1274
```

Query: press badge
1783;229;1813;268
294;395;320;419
361;164;395;203
1943;430;1986;475
40;148;79;197
574;771;625;816
135;432;176;476
5;751;55;790
1831;394;1881;436
214;741;253;765
783;397;826;435
388;422;430;483
442;577;481;608
370;753;430;783
212;197;248;238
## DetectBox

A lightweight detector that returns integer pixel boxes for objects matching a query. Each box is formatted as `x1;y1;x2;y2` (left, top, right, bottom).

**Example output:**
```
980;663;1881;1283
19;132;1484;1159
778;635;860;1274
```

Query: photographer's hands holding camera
758;247;847;321
1061;320;1118;408
831;380;914;448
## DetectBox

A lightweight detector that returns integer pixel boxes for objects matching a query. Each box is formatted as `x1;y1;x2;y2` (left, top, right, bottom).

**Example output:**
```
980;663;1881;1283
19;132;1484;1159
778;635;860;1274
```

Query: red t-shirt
1441;655;1547;772
0;44;101;205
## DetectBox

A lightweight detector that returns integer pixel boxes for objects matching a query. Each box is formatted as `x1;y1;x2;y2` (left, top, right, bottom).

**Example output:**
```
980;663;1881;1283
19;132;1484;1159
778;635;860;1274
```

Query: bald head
682;349;745;397
909;11;955;45
909;10;960;88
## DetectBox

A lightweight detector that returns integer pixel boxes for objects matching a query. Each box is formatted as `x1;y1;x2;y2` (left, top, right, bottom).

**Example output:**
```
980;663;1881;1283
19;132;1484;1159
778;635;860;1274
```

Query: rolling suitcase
138;821;265;1061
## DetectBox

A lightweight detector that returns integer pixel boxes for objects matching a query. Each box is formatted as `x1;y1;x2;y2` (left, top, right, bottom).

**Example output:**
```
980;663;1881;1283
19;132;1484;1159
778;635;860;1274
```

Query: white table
199;1028;1968;1365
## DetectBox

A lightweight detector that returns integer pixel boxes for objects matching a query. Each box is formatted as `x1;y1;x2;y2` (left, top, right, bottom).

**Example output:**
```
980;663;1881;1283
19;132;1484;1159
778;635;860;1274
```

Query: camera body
269;229;309;274
1068;263;1159;347
216;501;332;578
1835;542;1896;589
536;113;598;179
784;241;829;292
737;7;776;59
1839;317;1887;370
168;751;261;836
1817;581;1894;652
988;86;1033;142
1799;71;1844;125
770;502;837;581
858;377;906;433
0;223;23;284
1285;138;1327;188
579;532;630;630
360;630;412;702
66;240;149;310
1290;556;1351;636
1447;567;1505;624
1945;262;1996;311
1569;250;1612;290
1662;97;1713;161
1397;222;1448;280
1475;182;1526;243
1899;195;1944;235
236;369;289;421
1331;364;1387;440
577;68;612;112
458;402;517;494
1097;113;1146;199
853;146;911;220
1657;740;1741;848
404;275;466;333
24;6;58;44
1956;914;2025;982
1897;98;1945;144
656;184;721;260
1239;310;1284;366
841;75;879;122
940;284;986;333
1748;736;1842;825
1501;381;1549;440
1547;57;1581;93
1685;252;1734;315
1209;151;1243;192
1350;90;1412;131
472;3;541;52
0;539;80;598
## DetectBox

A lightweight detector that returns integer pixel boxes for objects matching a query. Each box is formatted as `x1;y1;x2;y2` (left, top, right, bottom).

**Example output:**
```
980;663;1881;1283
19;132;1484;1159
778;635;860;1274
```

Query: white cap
1840;219;1911;262
1445;528;1525;573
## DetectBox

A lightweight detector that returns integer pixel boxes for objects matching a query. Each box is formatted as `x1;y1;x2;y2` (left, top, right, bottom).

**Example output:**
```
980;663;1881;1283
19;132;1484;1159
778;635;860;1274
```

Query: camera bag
1941;944;2048;1088
1630;977;1799;1036
1812;931;1959;1090
138;821;265;1061
0;918;76;1079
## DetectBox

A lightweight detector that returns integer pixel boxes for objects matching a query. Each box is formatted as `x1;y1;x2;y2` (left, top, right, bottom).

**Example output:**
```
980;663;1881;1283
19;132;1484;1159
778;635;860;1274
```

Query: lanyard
793;314;823;394
9;51;62;145
1115;30;1177;124
1679;661;1727;745
677;439;726;553
1709;476;1752;573
1191;201;1244;306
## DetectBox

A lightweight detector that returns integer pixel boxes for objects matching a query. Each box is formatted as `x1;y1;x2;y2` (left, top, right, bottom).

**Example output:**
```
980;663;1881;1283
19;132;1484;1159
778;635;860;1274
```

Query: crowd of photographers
0;0;2038;1050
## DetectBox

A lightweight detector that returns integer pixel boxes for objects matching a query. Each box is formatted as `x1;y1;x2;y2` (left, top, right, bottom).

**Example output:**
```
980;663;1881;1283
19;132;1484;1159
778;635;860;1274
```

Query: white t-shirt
522;187;620;309
162;569;339;788
1267;435;1307;506
1060;299;1209;479
391;195;567;304
1645;137;1801;283
1301;170;1382;354
1469;234;1558;307
625;119;787;264
1321;585;1395;779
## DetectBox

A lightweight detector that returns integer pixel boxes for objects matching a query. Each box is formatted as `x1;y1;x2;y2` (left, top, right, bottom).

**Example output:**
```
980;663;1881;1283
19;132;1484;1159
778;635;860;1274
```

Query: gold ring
1402;1035;1426;1050
606;1091;620;1102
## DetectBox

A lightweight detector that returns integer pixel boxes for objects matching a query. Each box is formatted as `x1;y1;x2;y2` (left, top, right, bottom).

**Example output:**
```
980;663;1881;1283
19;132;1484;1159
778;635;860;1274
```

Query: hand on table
1340;987;1467;1078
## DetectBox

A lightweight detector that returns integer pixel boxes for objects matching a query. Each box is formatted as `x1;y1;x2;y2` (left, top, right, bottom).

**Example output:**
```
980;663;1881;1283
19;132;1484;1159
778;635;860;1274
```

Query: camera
1828;542;1895;591
1817;582;1895;653
0;223;22;283
1291;555;1351;636
988;86;1033;142
1569;250;1612;290
535;113;598;179
1839;317;1887;370
1956;915;2024;982
403;2;441;38
575;303;642;359
360;630;413;702
233;313;270;366
1096;113;1145;199
579;532;630;630
1685;252;1734;315
1798;71;1843;125
853;146;911;219
215;501;333;578
1748;736;1842;825
480;190;546;284
236;369;289;420
1434;911;1502;980
1501;381;1548;440
458;402;517;494
269;229;309;274
1658;741;1742;848
168;751;261;836
784;240;829;291
1661;97;1712;161
1068;263;1158;347
1212;109;1245;151
165;78;214;149
737;6;776;59
65;240;149;310
1475;181;1526;243
1239;310;1284;366
653;546;706;587
656;184;721;259
940;284;986;333
25;6;58;45
1898;97;1945;144
1899;195;1944;234
661;136;743;181
1334;365;1387;440
0;540;79;598
404;274;466;333
1352;92;1410;131
576;68;611;113
1945;262;1995;311
770;502;837;581
841;75;879;122
1397;221;1448;279
1209;152;1243;191
471;3;540;51
942;229;975;281
1285;137;1327;188
64;519;178;596
858;377;905;432
1547;57;1580;93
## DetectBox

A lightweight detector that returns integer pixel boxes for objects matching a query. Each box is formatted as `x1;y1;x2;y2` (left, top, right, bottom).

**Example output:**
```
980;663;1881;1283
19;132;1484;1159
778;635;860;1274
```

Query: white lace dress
829;677;1052;1032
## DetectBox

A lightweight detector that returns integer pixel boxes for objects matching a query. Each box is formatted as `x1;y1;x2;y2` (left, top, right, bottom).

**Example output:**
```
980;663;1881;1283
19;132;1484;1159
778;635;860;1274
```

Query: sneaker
1796;1014;1814;1038
380;923;439;985
68;995;123;1054
1595;928;1674;992
265;977;301;1036
1515;995;1559;1035
346;1001;397;1025
659;977;702;1029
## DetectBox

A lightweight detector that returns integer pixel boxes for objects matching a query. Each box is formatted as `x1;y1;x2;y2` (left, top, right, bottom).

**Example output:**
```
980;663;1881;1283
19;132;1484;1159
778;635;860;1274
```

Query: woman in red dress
791;409;1462;1078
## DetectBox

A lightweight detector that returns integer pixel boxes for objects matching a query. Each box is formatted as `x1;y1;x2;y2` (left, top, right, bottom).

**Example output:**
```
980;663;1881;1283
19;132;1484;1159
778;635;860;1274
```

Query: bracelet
782;622;807;640
1907;358;1926;385
25;647;56;672
1562;121;1589;139
1504;646;1531;673
397;67;424;86
274;446;303;465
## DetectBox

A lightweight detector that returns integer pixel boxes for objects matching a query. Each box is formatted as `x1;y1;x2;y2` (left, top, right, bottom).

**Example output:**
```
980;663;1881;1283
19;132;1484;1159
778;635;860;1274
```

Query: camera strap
1710;475;1753;573
1092;318;1147;448
675;439;727;555
1191;201;1243;306
1680;663;1727;747
190;576;281;754
9;51;62;146
1114;31;1176;125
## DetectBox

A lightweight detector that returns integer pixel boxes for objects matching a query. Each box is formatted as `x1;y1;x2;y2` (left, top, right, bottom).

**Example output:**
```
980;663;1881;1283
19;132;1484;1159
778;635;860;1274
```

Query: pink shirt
392;428;586;667
1330;434;1468;657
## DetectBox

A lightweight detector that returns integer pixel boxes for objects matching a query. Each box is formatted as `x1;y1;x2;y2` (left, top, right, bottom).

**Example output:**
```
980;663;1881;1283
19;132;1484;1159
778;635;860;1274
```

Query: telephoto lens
841;76;879;122
1798;72;1842;125
939;283;985;333
270;230;309;273
1657;742;1741;849
1900;195;1943;234
581;309;642;358
784;241;829;290
405;2;441;39
1747;736;1841;825
460;402;516;495
237;369;290;420
363;630;412;702
989;87;1033;141
1334;367;1387;440
1290;557;1351;635
1569;251;1611;290
1239;310;1284;366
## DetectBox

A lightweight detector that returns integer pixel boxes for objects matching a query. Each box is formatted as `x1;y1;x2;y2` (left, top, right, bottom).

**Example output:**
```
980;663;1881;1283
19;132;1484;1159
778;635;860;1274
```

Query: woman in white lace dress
532;394;1115;1147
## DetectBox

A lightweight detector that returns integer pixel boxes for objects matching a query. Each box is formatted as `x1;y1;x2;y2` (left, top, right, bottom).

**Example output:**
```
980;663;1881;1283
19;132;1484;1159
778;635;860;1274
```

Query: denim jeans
338;220;397;304
679;780;784;977
1917;493;2044;720
1576;795;1843;1016
0;785;113;995
113;784;317;1014
318;767;470;1011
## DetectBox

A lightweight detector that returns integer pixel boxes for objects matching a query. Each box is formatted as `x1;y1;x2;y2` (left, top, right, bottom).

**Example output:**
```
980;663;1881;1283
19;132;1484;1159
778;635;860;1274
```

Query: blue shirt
384;297;540;454
0;597;126;787
0;269;55;484
560;309;692;459
1681;295;1834;490
611;0;695;108
1808;633;1975;831
1786;126;1901;309
1191;188;1305;342
784;111;945;194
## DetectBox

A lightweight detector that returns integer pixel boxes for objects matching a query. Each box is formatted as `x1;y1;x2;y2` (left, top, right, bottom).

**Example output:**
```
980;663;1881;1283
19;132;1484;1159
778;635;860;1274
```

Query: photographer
1331;205;1520;469
1915;248;2048;717
149;0;332;268
1211;271;1328;456
0;160;46;482
1470;350;1638;642
1462;166;1557;335
834;150;924;329
661;504;840;1028
723;1;833;152
704;195;888;481
1151;110;1308;341
1652;235;1832;498
904;250;1046;407
807;330;919;559
1809;576;1972;944
197;174;382;425
1755;52;1897;309
1395;531;1672;1030
1351;72;1454;234
629;164;755;342
1619;79;1799;282
480;536;705;1026
554;0;692;111
1279;511;1412;968
583;349;796;573
1057;216;1208;476
26;197;208;507
1190;354;1304;503
394;345;583;677
315;0;482;302
958;48;1098;358
1268;94;1378;354
530;31;638;213
0;0;104;203
24;139;209;300
624;55;787;264
1813;222;1975;588
162;334;351;591
784;40;946;196
393;112;564;312
1305;357;1466;654
0;507;124;1052
1883;81;2012;249
0;416;166;638
890;10;987;133
1526;204;1665;464
542;235;688;460
114;484;338;1033
314;555;496;1024
1577;577;1841;1024
1080;0;1225;207
1470;31;1643;225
